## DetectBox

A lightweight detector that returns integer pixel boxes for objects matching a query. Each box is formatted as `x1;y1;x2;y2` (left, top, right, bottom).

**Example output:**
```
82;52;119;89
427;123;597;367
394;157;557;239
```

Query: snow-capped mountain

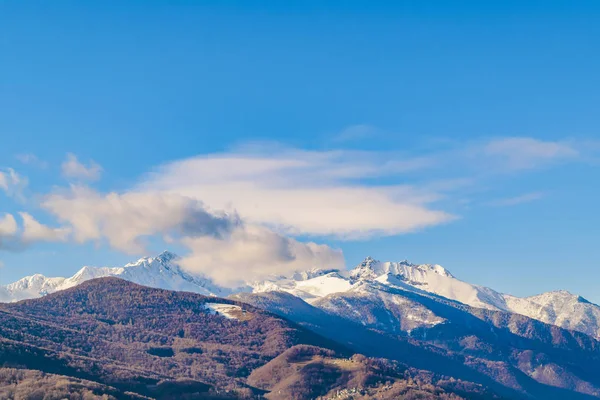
247;256;600;339
0;251;229;302
350;256;453;280
0;274;71;303
349;256;508;310
349;258;600;339
2;251;599;339
504;290;600;339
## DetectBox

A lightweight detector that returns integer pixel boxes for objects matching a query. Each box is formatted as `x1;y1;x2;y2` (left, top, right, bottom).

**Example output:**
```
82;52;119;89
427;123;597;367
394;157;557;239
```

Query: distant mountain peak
155;250;178;262
360;256;378;266
290;267;341;281
350;257;453;282
418;263;454;278
0;250;226;303
525;289;596;306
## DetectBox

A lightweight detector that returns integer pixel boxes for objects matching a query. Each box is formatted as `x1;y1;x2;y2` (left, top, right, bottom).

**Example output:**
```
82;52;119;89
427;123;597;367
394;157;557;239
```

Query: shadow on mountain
235;290;600;399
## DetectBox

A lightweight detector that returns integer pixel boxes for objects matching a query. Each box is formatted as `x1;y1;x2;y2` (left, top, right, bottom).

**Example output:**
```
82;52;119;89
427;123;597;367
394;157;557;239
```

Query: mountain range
3;251;600;398
2;273;600;398
2;251;599;339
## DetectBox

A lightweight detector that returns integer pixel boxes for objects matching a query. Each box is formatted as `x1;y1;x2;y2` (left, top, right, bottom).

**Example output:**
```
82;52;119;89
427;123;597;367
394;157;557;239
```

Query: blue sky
1;1;599;301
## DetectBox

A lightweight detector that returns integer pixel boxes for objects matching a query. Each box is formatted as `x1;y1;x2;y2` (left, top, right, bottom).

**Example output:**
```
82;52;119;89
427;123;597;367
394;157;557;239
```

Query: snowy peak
525;290;594;305
349;256;382;280
0;251;227;303
155;250;178;263
8;274;52;289
291;267;341;282
421;264;454;278
9;274;64;291
70;265;123;283
360;256;379;267
0;274;67;302
126;250;179;270
117;252;229;297
349;257;454;282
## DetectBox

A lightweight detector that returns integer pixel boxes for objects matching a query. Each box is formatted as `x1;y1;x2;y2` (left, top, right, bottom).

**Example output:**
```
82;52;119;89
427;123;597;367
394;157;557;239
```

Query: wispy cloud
61;153;103;181
0;168;28;200
480;137;579;171
2;135;594;284
486;192;546;207
15;153;48;169
139;145;454;239
332;124;379;143
33;144;455;285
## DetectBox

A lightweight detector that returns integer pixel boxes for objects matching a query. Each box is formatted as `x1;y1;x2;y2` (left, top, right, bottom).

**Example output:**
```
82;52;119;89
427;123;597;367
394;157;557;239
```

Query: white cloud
486;192;545;207
19;212;70;243
39;145;452;285
139;146;453;239
8;136;586;284
0;213;18;237
15;153;48;169
61;153;103;181
0;168;28;199
180;224;344;287
481;137;579;171
332;124;379;142
41;185;239;254
0;212;67;250
39;184;343;286
0;212;19;251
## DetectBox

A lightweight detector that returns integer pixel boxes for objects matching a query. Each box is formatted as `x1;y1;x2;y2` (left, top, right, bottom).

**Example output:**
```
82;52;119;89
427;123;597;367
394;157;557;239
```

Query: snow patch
204;303;243;320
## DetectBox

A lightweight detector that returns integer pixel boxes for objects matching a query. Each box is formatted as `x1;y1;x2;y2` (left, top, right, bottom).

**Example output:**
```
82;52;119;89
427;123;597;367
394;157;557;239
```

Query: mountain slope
0;277;519;400
0;277;350;398
235;286;600;399
3;274;600;398
247;345;500;400
312;282;446;333
0;368;147;400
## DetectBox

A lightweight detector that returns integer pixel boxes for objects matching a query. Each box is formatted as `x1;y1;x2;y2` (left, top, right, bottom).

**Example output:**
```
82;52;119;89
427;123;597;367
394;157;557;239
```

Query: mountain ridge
3;274;600;398
2;252;599;339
